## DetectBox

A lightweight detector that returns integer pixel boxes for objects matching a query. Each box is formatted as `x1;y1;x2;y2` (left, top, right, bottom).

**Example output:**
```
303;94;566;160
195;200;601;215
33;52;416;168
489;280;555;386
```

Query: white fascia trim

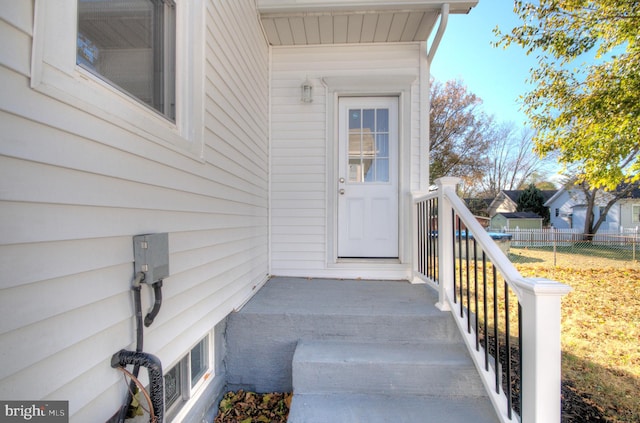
257;0;478;14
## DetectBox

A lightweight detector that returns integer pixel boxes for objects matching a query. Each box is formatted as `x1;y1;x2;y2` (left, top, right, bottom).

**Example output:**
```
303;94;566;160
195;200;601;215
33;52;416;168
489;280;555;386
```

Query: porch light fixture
301;78;313;103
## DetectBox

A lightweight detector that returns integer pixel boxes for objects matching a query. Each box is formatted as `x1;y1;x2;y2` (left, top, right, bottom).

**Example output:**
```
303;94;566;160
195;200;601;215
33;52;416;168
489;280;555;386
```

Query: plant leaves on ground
214;390;292;423
517;260;640;423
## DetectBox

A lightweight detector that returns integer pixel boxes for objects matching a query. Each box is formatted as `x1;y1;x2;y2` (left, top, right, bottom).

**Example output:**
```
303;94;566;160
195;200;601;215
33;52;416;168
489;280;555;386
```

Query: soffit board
257;0;478;46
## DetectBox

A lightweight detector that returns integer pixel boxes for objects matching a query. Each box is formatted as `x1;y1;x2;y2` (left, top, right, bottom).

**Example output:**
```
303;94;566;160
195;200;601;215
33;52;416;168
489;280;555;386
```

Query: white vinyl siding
0;1;268;422
270;43;423;278
619;201;640;228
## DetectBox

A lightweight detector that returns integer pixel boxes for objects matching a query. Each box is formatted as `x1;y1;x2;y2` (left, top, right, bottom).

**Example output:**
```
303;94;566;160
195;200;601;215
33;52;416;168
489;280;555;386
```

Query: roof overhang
257;0;478;46
257;0;478;14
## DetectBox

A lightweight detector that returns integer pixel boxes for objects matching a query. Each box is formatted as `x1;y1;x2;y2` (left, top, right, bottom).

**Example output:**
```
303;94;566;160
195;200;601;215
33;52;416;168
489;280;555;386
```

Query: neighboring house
619;195;640;230
490;212;543;231
0;1;492;422
464;197;492;217
463;198;492;227
545;186;640;232
544;188;576;229
487;189;557;218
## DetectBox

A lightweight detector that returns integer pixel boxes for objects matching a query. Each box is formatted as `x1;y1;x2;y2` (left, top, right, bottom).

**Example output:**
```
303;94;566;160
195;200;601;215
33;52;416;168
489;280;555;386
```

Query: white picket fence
505;227;640;248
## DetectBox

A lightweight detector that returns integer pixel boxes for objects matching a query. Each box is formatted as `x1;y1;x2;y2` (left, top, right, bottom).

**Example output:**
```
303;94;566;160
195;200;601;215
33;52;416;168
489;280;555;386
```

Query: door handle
339;189;345;195
339;177;345;184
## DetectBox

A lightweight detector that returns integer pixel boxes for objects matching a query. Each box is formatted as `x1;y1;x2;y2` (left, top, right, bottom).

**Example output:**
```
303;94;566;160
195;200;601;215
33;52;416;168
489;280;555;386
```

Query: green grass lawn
515;251;639;423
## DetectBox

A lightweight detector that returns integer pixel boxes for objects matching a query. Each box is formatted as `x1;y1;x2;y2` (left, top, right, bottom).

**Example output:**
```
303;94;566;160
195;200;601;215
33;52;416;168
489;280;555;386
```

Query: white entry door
337;97;399;258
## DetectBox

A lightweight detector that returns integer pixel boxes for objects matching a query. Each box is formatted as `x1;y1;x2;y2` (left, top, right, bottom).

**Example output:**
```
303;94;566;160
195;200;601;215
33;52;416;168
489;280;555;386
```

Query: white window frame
76;0;177;120
599;206;608;221
31;0;204;158
164;334;213;420
632;204;640;224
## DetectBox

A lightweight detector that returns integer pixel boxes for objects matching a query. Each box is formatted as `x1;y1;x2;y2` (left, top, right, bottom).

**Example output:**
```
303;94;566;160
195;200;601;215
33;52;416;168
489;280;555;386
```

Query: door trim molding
323;76;415;268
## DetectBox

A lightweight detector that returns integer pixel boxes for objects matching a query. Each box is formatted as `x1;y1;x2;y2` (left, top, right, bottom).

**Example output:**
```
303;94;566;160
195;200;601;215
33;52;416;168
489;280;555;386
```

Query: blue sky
430;1;537;127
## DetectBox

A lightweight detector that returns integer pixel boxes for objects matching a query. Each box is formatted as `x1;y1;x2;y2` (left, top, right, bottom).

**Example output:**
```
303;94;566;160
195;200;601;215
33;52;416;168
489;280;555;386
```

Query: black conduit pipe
144;280;163;327
111;350;164;423
117;273;145;423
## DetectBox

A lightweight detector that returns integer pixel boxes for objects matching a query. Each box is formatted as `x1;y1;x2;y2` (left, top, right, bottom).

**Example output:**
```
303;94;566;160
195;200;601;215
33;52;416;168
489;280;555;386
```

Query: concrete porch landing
224;277;499;423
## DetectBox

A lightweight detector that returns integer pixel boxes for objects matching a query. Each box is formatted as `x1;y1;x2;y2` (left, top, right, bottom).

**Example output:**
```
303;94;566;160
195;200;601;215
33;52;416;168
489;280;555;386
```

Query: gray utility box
133;233;169;283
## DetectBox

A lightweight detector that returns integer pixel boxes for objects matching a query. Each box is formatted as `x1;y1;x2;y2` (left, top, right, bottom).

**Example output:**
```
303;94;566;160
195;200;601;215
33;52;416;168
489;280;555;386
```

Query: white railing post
516;278;572;423
435;177;461;311
411;193;420;283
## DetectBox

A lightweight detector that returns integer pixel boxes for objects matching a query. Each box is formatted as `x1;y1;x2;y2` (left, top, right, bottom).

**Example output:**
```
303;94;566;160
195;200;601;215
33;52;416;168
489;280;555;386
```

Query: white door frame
322;75;416;268
337;96;399;258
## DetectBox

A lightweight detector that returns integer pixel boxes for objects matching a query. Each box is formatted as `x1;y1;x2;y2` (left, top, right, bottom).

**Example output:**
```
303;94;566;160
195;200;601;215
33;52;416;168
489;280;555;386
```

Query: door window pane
349;133;361;159
349;110;361;130
376;109;389;132
375;159;389;182
347;107;390;183
376;134;389;157
363;159;374;182
362;109;375;132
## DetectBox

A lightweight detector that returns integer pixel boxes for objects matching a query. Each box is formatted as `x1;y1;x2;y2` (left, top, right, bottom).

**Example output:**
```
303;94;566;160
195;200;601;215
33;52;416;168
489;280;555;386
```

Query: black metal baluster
505;281;513;419
433;198;438;283
422;201;427;277
483;252;489;371
424;200;428;278
518;303;523;419
456;220;464;317
465;229;470;328
427;199;432;280
493;266;500;394
429;202;432;278
458;219;463;313
474;238;479;350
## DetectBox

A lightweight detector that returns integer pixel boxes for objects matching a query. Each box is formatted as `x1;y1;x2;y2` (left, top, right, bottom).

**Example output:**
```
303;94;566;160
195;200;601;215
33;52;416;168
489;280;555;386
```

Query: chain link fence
503;228;640;268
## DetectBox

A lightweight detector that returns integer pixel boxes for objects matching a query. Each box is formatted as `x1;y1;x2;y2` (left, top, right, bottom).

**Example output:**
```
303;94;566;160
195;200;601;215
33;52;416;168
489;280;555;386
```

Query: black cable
133;283;144;352
144;281;163;327
117;273;145;423
112;350;164;423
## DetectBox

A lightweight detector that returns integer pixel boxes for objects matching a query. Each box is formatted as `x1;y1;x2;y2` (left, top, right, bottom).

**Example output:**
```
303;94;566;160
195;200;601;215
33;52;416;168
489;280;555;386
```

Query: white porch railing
413;177;572;423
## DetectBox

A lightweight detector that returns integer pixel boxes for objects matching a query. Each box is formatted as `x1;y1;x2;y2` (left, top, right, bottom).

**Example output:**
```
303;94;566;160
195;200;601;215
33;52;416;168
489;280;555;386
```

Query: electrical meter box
133;233;169;283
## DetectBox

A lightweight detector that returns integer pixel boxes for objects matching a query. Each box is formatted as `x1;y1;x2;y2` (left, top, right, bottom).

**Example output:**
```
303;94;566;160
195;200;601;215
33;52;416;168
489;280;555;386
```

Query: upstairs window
77;0;176;120
599;206;609;221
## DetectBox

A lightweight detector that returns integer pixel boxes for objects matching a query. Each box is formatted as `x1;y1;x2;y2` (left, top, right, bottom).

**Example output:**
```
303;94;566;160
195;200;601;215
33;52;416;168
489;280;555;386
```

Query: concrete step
286;393;500;423
225;278;461;393
292;340;486;397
